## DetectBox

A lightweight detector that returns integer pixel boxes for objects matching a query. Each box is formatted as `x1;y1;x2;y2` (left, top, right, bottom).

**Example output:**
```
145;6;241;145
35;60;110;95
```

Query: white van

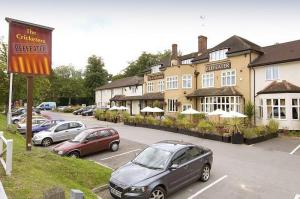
37;102;56;110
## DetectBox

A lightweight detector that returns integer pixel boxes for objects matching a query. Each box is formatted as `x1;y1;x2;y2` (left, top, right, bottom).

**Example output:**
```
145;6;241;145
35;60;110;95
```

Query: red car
53;127;120;158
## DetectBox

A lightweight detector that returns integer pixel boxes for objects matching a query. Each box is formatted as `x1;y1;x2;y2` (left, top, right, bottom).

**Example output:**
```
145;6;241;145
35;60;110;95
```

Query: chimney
171;44;178;59
198;35;207;54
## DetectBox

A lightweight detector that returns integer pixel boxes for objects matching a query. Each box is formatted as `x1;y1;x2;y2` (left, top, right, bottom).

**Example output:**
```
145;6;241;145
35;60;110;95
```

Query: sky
1;0;300;75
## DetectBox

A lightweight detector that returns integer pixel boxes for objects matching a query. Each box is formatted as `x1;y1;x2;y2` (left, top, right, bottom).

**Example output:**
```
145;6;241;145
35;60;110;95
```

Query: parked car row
73;105;96;116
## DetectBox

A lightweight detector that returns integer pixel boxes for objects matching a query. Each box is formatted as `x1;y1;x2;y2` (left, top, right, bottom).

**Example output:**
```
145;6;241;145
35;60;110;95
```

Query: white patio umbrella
140;106;154;113
208;109;227;116
181;108;201;115
180;108;202;121
208;109;227;123
109;106;119;111
152;107;164;113
118;106;129;110
220;111;247;118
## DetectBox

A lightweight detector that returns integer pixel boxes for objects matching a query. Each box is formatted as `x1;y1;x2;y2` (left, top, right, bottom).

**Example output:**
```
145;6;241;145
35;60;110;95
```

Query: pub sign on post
6;17;54;76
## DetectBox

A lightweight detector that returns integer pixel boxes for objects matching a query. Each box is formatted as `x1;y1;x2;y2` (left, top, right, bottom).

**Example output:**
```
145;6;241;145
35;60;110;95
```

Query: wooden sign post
6;18;54;151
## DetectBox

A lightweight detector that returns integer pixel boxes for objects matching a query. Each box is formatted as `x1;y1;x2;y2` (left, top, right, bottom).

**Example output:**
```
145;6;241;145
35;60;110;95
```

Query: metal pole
7;73;13;125
26;76;33;151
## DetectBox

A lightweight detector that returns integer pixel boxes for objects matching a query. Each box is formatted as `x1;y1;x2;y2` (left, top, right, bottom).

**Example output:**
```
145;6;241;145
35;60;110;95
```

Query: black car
81;108;95;116
109;140;213;199
73;107;87;115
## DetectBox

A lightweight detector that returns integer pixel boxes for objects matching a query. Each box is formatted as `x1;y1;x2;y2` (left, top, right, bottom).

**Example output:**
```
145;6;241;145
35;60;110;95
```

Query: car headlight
130;186;146;193
58;151;64;155
34;135;41;139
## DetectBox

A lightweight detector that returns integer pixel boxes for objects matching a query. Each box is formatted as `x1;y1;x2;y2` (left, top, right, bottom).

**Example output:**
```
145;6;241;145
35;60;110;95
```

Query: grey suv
109;140;213;199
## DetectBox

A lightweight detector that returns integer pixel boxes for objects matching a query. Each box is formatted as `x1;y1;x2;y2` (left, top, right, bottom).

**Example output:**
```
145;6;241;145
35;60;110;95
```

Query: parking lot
43;111;300;199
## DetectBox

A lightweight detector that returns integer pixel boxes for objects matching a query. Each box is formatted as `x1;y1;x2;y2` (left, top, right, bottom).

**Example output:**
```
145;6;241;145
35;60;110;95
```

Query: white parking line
290;144;300;155
187;175;228;199
295;194;300;199
100;149;141;161
92;160;114;170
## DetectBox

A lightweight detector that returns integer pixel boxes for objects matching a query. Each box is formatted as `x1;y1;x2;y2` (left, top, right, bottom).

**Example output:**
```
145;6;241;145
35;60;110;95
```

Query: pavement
43;111;300;199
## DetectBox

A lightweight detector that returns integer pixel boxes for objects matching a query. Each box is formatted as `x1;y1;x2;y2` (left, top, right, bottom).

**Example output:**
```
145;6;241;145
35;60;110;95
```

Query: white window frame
147;82;154;93
182;74;192;89
168;99;178;112
158;80;164;92
266;98;286;120
166;76;178;90
292;98;300;120
209;49;228;62
181;59;193;65
265;66;279;81
182;104;192;111
200;96;241;113
151;65;160;74
221;69;236;87
202;72;214;88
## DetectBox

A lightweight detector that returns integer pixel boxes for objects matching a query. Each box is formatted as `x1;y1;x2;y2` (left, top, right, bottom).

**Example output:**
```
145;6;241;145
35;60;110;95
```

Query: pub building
186;35;262;114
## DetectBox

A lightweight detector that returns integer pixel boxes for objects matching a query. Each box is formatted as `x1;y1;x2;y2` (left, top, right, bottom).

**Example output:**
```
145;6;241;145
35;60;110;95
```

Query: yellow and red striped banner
6;18;53;76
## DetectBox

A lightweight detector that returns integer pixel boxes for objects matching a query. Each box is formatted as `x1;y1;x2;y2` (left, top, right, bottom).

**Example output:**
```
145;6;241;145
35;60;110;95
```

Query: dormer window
209;49;228;62
181;58;193;65
151;65;160;74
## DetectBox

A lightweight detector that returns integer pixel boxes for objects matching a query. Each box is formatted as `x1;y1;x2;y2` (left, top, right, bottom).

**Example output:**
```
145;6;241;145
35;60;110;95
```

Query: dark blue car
32;119;64;134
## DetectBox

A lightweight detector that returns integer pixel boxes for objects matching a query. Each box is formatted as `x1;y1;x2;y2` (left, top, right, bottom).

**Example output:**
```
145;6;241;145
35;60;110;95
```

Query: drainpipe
194;70;199;110
250;52;256;126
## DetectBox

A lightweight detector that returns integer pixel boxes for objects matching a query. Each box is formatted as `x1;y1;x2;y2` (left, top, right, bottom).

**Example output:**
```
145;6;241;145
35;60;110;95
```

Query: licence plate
110;187;122;198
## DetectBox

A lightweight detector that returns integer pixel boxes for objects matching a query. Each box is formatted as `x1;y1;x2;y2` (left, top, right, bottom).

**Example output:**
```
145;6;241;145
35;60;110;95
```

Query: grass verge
0;114;111;199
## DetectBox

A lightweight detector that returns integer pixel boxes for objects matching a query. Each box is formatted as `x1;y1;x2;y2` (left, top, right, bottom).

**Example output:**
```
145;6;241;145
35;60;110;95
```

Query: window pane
292;99;298;106
267;99;271;105
280;99;285;106
273;99;278;106
273;107;279;118
267;107;272;118
280;107;286;119
292;107;299;119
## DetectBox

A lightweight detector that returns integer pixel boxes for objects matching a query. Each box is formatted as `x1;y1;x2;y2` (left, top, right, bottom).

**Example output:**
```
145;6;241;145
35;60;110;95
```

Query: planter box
222;136;232;143
244;133;278;145
232;133;244;144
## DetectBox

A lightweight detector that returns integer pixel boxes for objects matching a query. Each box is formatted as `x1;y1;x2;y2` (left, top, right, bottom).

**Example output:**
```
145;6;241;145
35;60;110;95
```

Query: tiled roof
110;92;164;101
192;35;262;63
257;80;300;94
250;40;300;67
187;87;243;97
95;76;144;90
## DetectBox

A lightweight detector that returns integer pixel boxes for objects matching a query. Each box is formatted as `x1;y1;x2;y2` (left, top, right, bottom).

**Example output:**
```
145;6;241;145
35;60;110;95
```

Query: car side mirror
169;164;179;170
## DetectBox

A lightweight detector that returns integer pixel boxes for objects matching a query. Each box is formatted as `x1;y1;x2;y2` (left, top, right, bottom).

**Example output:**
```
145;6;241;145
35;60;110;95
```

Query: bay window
200;96;241;112
266;98;286;119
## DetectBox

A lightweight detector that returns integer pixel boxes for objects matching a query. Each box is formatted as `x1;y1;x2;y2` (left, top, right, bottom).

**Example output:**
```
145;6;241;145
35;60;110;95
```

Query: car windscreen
132;147;172;170
71;130;91;142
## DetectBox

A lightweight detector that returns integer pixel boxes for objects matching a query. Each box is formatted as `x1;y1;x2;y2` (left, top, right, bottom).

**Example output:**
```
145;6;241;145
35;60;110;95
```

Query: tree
50;65;86;105
113;50;171;80
0;40;8;109
245;101;255;126
84;55;111;100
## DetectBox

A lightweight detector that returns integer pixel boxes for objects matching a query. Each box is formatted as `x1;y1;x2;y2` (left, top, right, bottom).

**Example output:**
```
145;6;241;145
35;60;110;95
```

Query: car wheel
68;151;80;158
200;164;210;182
149;187;166;199
110;143;119;152
41;138;53;147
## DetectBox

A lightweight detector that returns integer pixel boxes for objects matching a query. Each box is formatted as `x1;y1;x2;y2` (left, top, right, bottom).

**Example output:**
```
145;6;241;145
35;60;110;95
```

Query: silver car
17;118;49;134
32;121;86;147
